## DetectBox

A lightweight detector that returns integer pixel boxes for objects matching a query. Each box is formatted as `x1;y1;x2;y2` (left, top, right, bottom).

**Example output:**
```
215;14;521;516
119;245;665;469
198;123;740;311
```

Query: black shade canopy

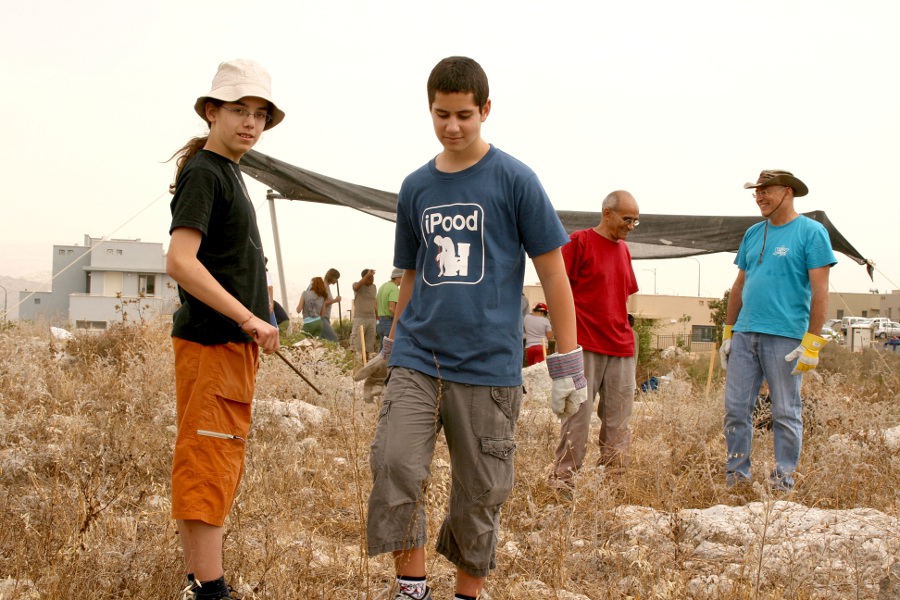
241;149;872;277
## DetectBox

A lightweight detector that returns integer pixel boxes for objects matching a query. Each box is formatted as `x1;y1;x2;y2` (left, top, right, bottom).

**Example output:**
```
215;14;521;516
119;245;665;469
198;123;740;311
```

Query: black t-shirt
169;149;268;345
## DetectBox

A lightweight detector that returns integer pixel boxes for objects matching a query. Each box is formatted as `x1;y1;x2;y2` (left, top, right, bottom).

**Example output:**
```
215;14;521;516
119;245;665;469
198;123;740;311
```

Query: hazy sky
2;0;897;312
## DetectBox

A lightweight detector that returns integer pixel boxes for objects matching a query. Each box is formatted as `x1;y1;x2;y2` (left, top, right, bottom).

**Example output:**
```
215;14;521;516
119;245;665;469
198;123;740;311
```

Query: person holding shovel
166;59;283;600
350;268;377;357
320;267;342;341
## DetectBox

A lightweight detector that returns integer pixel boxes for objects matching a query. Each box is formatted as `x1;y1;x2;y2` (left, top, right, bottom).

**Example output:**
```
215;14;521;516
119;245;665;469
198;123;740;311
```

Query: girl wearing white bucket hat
166;59;285;600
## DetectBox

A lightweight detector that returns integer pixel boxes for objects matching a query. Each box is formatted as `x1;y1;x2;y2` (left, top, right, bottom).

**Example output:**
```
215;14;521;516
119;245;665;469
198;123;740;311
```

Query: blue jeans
724;332;803;490
376;316;393;349
320;316;338;342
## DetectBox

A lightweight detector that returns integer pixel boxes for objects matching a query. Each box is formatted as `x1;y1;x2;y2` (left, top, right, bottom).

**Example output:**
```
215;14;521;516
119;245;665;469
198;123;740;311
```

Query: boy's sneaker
393;588;432;600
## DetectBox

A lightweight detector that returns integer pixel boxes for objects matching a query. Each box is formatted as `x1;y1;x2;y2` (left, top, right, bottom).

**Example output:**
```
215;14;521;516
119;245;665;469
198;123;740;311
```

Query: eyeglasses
752;186;786;199
221;105;273;124
609;211;640;227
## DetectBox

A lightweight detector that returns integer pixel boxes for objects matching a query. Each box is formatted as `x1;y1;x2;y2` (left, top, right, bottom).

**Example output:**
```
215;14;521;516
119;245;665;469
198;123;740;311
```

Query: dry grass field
0;320;898;599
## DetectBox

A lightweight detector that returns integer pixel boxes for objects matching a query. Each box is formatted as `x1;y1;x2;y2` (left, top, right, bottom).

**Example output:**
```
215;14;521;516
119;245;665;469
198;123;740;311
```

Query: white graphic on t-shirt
773;246;789;257
420;203;485;286
434;236;471;276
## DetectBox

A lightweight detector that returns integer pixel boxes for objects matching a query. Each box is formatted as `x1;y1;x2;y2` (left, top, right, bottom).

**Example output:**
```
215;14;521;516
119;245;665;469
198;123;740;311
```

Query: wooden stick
274;349;322;395
705;344;717;400
335;280;343;340
359;325;367;363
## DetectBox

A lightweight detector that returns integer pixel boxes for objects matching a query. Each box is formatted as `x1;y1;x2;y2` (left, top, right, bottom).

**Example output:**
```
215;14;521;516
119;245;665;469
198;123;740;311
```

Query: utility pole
686;257;701;296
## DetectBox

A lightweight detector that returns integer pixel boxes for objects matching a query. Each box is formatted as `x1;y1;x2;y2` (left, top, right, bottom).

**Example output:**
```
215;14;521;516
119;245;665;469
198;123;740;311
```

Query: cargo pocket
472;436;516;507
470;386;522;440
480;437;516;460
206;342;257;404
471;385;522;504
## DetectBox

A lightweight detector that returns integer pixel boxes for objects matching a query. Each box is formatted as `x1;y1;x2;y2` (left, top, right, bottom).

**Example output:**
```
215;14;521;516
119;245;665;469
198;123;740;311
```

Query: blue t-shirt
734;215;837;340
389;145;569;386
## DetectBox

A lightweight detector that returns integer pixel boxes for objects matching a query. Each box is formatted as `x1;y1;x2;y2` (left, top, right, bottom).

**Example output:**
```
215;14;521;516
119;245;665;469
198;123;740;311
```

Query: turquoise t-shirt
734;215;837;340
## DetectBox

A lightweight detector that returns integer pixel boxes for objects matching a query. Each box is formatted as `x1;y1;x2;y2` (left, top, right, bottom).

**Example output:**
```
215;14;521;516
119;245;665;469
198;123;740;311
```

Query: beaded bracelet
239;314;254;328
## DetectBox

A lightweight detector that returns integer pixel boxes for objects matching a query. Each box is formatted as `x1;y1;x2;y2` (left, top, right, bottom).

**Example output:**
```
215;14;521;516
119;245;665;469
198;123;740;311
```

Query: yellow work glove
784;332;828;375
719;325;733;371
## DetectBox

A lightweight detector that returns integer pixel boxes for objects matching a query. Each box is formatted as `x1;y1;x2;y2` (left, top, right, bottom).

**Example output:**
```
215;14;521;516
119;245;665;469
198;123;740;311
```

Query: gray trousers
350;316;376;354
367;368;522;577
553;351;635;482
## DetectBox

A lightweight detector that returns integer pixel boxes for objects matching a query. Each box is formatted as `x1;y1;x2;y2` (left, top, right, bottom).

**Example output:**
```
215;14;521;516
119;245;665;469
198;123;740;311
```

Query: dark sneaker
549;477;575;502
725;472;750;489
182;576;236;600
180;575;198;600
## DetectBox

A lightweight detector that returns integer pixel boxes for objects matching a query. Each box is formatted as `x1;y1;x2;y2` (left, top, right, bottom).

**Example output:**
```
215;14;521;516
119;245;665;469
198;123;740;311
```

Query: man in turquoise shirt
720;169;837;492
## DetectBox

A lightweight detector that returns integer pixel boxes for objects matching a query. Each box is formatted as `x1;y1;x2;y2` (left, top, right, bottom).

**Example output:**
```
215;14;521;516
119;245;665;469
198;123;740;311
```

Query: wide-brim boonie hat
194;59;285;131
391;268;404;279
743;169;808;197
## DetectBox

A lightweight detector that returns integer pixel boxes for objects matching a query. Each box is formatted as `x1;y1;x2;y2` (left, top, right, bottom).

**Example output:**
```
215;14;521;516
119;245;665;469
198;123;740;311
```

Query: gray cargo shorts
367;367;523;577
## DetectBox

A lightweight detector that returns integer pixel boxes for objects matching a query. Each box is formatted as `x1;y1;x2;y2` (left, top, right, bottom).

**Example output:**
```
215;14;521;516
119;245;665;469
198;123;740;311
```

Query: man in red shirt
551;190;639;489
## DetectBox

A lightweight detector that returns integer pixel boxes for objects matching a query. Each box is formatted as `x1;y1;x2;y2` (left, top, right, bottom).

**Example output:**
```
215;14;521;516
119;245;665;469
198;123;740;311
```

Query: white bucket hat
194;59;285;131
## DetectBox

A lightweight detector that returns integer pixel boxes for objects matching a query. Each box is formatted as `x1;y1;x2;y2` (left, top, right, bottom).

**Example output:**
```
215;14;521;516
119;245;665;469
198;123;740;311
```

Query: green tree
632;316;657;380
708;289;730;344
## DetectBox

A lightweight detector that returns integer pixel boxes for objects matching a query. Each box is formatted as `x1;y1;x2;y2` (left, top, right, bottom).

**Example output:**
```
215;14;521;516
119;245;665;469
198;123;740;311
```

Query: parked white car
874;321;900;339
840;316;871;332
868;317;892;330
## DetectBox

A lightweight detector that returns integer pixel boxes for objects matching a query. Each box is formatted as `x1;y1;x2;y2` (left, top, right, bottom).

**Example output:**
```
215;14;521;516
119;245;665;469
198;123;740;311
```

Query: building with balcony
18;235;178;329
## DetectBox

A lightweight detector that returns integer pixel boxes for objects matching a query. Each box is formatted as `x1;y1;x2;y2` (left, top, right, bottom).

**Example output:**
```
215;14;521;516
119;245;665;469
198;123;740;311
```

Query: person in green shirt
375;268;403;350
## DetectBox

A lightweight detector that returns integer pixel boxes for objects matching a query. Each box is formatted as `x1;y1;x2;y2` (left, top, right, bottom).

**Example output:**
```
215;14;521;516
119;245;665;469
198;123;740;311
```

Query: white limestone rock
252;398;330;435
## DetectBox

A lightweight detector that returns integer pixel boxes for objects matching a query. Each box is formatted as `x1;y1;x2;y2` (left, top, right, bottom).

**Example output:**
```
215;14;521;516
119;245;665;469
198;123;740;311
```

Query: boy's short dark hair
427;56;489;112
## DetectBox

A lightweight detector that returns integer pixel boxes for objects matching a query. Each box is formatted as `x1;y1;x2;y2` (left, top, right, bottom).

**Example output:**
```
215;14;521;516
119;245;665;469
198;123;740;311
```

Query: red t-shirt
562;228;638;356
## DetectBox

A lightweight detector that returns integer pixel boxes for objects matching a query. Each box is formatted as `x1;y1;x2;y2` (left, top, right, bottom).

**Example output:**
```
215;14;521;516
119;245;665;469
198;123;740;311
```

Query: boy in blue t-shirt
365;56;586;600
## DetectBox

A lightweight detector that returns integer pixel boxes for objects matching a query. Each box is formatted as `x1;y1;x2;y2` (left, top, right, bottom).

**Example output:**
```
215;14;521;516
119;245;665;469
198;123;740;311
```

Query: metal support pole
266;189;291;332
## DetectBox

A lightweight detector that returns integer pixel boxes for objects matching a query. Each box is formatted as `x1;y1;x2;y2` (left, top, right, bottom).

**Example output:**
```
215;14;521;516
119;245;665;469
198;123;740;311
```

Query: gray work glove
362;376;385;404
545;346;588;418
353;336;392;382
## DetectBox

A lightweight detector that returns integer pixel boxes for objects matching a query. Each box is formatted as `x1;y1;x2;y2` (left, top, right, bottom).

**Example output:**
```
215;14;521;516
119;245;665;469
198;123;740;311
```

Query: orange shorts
171;338;259;526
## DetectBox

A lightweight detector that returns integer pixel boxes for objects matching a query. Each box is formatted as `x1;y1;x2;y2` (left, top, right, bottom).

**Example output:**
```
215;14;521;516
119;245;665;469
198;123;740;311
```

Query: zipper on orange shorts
196;429;245;442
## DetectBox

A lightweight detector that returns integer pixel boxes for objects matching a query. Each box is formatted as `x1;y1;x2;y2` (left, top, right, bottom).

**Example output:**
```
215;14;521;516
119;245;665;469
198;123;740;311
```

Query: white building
18;235;178;329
